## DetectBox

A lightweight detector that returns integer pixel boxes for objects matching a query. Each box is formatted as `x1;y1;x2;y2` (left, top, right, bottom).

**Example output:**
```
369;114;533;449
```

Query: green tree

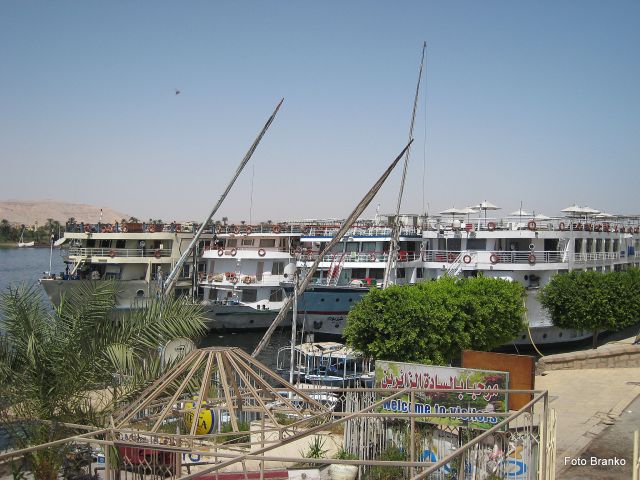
539;269;640;348
0;281;206;479
344;276;525;364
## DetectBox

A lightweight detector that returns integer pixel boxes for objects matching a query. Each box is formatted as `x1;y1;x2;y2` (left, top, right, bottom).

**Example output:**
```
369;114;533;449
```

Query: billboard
375;360;509;429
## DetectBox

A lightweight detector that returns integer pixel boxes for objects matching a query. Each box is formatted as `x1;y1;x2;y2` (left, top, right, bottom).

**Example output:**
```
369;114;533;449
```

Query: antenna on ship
252;139;413;358
383;41;426;289
162;98;285;296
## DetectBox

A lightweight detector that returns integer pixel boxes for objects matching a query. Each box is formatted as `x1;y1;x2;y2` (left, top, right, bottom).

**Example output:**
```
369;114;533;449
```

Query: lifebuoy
230;248;237;257
224;271;232;278
217;247;224;257
272;225;282;234
448;252;456;263
463;254;472;264
398;250;408;261
242;276;252;284
258;248;266;257
230;276;238;284
487;222;496;231
528;253;536;264
527;220;536;231
232;226;240;235
109;250;116;258
559;222;565;231
490;253;500;264
84;225;90;233
121;226;128;233
149;225;156;233
245;226;252;235
154;249;161;259
176;225;182;233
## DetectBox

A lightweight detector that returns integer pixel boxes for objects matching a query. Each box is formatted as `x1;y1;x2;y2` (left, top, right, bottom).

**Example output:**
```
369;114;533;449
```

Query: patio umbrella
509;209;532;217
459;206;478;223
439;207;465;223
474;200;501;224
561;204;585;215
534;214;551;220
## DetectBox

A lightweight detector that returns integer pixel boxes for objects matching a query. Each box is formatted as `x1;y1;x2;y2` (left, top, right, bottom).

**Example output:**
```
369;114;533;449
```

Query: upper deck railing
66;247;172;258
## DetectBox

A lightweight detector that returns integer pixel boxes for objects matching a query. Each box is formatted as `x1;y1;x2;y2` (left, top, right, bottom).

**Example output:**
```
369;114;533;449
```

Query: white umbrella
582;206;600;215
595;212;615;218
561;204;584;214
439;207;465;223
459;206;478;223
474;200;501;224
534;214;551;220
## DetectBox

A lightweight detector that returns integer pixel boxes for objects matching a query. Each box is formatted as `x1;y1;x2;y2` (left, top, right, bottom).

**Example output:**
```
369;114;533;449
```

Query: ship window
416;268;424;279
259;239;276;248
115;239;126;248
320;298;325;302
271;262;285;275
86;239;96;248
348;298;353;302
368;269;384;279
351;268;366;279
543;333;548;339
269;289;283;302
361;242;376;252
242;238;254;246
397;268;406;279
226;238;237;247
466;239;486;250
100;239;111;248
335;298;340;302
181;264;190;278
136;289;144;297
242;290;257;302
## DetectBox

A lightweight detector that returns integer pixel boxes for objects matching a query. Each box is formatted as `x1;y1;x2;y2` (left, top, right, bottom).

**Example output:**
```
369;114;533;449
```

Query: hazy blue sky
1;1;638;222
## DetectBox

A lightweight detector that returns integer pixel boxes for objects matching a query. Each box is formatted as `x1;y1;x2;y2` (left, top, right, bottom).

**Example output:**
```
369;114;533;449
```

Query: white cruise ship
289;211;640;346
40;221;208;308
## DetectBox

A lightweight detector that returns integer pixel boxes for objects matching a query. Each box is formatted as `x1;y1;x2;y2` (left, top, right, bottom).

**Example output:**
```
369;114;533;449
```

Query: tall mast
383;42;426;288
163;98;284;296
252;140;413;358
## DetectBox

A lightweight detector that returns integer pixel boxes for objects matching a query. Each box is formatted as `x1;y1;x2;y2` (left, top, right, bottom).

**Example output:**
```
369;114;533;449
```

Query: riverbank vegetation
0;281;206;479
343;276;526;364
539;268;640;348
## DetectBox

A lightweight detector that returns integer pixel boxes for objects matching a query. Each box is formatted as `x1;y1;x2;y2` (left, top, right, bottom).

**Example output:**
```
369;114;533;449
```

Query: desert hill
0;200;132;226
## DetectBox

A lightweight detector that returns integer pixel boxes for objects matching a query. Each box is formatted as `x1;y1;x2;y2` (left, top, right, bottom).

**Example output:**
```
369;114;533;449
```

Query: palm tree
0;281;206;479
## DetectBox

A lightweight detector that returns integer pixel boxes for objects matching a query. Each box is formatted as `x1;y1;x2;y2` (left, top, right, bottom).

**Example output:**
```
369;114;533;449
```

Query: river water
0;246;290;370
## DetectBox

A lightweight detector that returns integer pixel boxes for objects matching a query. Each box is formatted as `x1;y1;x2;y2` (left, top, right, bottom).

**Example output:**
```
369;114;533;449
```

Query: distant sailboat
17;226;34;247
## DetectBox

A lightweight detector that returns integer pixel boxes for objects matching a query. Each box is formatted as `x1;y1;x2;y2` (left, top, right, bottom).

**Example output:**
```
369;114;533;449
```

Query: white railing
573;251;621;262
67;247;172;258
198;272;287;286
300;252;390;263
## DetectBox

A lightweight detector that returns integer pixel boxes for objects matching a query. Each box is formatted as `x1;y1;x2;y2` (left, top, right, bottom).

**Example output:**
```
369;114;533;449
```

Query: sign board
461;350;535;410
375;360;508;429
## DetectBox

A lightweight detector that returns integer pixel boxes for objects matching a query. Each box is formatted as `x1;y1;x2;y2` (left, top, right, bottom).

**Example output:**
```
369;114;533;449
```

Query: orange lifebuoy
528;253;536;264
527;220;536;231
272;225;282;234
559;222;565;231
232;225;240;235
230;276;238;284
398;250;408;261
84;225;90;233
224;271;232;278
149;225;156;233
121;226;128;233
217;247;224;257
448;252;456;263
258;248;266;257
109;250;116;258
176;225;182;233
154;249;161;259
490;253;500;264
463;254;472;264
230;248;237;257
487;222;496;231
245;226;252;235
242;276;252;284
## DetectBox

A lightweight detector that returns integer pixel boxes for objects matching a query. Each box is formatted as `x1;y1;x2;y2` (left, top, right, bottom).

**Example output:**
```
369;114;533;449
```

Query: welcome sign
375;360;509;429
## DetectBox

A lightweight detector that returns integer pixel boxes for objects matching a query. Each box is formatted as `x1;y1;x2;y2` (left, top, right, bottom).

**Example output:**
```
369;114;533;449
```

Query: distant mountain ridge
0;200;132;226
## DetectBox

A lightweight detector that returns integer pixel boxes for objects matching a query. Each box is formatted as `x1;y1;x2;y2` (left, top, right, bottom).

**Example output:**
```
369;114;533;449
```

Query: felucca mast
252;139;413;358
163;98;284;297
383;42;426;288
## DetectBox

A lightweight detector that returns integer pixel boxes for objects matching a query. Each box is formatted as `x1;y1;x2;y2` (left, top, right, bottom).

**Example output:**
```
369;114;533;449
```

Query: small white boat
17;241;35;247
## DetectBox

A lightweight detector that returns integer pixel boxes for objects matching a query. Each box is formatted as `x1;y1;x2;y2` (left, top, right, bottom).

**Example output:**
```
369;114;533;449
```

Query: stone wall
536;343;640;373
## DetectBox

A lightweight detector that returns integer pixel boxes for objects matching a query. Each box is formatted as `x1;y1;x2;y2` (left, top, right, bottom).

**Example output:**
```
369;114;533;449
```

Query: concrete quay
535;337;640;476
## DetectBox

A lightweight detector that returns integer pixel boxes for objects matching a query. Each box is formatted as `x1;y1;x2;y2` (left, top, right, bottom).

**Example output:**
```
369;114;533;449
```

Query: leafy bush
344;276;525;363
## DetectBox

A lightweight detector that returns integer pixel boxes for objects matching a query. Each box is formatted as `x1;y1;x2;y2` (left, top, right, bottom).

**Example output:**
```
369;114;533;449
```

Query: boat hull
40;278;155;309
202;303;292;331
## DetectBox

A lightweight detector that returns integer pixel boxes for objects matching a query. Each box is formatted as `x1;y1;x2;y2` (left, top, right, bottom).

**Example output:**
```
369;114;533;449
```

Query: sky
1;1;638;223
